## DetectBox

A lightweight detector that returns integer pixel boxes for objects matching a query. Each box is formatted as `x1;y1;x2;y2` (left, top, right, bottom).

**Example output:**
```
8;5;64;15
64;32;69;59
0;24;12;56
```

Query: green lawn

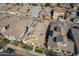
22;44;33;50
11;41;33;50
0;38;10;47
11;41;24;46
35;47;44;53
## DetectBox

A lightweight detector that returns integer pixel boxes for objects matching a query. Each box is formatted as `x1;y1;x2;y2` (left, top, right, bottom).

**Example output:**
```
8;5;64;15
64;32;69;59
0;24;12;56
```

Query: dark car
0;48;15;56
6;48;15;53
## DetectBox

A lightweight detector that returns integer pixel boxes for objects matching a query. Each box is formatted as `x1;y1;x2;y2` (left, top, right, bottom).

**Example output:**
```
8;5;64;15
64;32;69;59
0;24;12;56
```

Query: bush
32;4;37;6
3;38;10;43
56;3;61;7
45;3;50;7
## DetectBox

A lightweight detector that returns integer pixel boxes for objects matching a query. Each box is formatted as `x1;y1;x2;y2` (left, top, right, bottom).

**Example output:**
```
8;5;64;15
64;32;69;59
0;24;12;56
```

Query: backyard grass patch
11;41;33;50
22;44;33;50
0;38;10;47
11;41;24;46
35;47;44;53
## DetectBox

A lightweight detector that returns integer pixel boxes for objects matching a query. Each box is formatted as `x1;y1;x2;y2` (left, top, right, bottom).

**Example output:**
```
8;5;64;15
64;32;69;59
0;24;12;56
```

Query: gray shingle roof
71;27;79;53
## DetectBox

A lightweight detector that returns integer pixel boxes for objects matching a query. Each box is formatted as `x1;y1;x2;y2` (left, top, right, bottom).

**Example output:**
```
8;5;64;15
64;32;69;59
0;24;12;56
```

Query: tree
16;3;20;6
76;7;79;16
70;3;74;8
64;11;67;20
50;9;54;19
32;3;38;6
56;3;61;7
45;3;51;7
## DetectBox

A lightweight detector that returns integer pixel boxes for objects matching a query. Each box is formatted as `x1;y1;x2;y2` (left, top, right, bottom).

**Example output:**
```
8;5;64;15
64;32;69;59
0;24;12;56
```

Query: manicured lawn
11;41;24;46
35;47;44;53
22;44;33;50
0;38;10;47
11;41;33;50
